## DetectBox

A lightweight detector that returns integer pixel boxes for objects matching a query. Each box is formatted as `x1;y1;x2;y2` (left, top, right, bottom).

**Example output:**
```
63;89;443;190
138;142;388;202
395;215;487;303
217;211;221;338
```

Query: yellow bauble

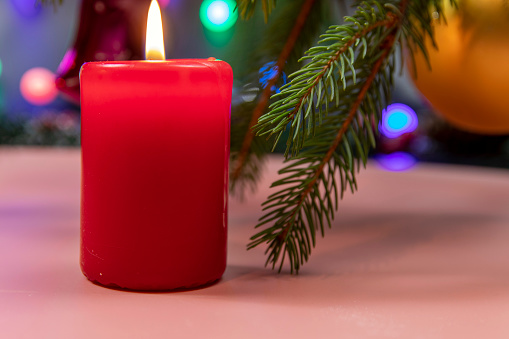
410;0;509;134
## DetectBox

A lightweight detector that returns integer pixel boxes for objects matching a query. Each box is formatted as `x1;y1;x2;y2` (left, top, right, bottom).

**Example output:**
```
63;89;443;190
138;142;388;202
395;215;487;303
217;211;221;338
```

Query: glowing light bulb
20;67;58;106
208;1;229;24
200;0;238;32
380;103;418;138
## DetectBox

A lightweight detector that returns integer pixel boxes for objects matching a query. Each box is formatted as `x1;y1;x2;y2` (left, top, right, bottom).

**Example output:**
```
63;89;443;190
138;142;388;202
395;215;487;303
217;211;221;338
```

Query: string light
20;67;58;106
380;103;418;138
200;0;238;32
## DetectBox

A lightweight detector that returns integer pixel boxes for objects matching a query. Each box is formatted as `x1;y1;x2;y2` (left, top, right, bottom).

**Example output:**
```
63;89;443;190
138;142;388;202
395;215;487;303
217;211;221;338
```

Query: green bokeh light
0;59;3;78
200;0;238;32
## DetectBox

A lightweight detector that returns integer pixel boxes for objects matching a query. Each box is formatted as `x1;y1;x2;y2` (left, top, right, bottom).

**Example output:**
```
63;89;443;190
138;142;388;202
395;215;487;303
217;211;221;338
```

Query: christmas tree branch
256;44;393;266
231;0;318;183
293;41;394;215
38;0;63;9
255;6;401;157
230;0;329;196
247;0;461;273
237;0;278;21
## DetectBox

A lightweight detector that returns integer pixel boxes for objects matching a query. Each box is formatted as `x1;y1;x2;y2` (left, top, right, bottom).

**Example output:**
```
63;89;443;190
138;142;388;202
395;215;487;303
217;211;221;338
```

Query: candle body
80;60;232;290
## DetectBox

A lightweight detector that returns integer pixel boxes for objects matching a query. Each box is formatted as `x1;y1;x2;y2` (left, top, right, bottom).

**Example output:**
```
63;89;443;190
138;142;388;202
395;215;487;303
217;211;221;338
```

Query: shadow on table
206;211;509;307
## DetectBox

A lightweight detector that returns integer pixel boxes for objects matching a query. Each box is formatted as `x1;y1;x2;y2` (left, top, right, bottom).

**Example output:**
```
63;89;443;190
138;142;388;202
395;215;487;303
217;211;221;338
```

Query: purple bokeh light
375;152;417;172
10;0;42;18
380;103;418;139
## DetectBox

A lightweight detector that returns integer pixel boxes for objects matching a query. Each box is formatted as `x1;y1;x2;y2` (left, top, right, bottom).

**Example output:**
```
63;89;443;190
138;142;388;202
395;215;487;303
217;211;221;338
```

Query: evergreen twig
248;0;456;273
231;0;319;185
230;0;330;195
237;0;278;21
38;0;63;10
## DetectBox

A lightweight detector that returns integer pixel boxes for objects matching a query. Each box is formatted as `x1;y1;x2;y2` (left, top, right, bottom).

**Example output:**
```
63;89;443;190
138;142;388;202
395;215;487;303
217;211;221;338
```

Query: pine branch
38;0;63;9
237;0;278;21
231;0;319;186
249;32;398;274
230;101;271;197
248;0;456;273
230;0;331;196
254;4;400;157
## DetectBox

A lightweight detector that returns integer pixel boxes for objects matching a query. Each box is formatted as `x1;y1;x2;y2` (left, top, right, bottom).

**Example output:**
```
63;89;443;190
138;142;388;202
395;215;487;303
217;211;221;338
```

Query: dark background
0;0;508;170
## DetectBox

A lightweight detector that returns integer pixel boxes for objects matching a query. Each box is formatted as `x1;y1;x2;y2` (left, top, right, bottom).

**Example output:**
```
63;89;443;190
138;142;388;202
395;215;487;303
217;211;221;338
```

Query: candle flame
145;0;165;60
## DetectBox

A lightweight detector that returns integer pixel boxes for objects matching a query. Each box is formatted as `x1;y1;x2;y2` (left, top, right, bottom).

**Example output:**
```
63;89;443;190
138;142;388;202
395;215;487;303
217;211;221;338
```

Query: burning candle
80;0;232;290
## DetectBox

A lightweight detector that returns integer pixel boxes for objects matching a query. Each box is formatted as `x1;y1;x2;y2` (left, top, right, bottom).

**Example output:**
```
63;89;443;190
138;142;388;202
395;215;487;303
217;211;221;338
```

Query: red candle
79;0;232;290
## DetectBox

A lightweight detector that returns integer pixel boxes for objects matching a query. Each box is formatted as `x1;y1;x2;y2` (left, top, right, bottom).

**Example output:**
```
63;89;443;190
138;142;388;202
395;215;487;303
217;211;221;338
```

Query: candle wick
146;50;165;61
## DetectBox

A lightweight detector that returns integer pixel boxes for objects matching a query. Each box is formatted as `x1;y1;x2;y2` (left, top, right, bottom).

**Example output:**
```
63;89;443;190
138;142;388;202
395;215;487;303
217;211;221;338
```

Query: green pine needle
248;0;457;273
38;0;63;8
237;0;278;21
230;0;330;196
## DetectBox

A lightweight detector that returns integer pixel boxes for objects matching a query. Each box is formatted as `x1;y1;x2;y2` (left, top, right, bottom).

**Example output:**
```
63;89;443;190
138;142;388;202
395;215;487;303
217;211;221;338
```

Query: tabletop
1;147;509;339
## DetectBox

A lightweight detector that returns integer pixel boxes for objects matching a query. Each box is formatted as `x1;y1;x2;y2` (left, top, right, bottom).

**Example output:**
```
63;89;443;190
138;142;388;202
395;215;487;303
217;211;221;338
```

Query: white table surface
1;147;509;338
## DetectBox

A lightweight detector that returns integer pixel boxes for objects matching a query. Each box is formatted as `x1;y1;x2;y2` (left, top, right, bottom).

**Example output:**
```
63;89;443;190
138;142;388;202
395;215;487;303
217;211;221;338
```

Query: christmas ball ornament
410;0;509;134
55;0;151;103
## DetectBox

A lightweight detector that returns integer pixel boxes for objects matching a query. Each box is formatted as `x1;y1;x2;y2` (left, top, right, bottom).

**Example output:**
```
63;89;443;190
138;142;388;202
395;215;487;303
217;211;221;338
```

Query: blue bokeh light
259;61;287;93
380;103;418;138
387;112;409;130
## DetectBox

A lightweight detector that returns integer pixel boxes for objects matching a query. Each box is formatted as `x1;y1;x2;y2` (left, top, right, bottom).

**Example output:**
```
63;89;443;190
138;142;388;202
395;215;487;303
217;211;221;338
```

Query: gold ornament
410;0;509;134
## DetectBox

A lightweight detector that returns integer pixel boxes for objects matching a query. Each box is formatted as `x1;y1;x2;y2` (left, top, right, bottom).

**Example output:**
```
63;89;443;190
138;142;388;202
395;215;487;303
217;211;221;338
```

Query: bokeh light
20;67;58;106
200;0;238;32
0;59;3;79
380;103;418;138
159;0;170;8
375;152;417;172
241;84;260;102
10;0;42;18
259;61;287;93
